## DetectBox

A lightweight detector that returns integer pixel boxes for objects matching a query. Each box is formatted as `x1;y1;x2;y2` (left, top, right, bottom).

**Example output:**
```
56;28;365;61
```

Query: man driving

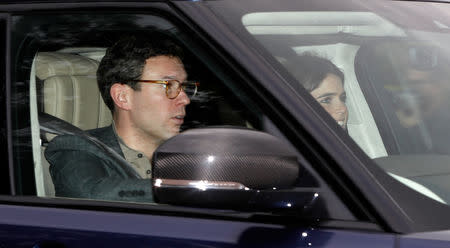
45;34;198;202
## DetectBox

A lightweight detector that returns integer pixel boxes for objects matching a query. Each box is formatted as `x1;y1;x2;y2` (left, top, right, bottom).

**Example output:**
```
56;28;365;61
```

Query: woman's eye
319;97;331;104
340;94;347;103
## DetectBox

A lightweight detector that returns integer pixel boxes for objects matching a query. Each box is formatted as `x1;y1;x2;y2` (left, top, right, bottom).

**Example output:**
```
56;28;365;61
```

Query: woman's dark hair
97;33;184;112
286;53;344;92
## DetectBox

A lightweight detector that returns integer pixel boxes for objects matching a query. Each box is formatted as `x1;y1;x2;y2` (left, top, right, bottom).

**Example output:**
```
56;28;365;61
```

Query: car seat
33;52;111;197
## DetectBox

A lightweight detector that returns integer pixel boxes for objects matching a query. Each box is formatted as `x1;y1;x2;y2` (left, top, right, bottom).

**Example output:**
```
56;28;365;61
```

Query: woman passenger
287;54;348;130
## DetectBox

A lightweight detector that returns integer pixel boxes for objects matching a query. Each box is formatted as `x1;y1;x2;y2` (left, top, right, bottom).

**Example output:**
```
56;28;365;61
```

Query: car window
205;0;450;205
11;13;263;195
9;9;357;223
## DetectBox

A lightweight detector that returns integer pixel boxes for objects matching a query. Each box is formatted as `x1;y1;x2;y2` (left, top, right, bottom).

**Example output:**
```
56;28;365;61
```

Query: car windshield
205;0;450;206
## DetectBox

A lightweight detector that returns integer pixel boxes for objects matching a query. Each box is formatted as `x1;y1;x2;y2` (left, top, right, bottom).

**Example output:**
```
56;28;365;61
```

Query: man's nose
176;89;190;105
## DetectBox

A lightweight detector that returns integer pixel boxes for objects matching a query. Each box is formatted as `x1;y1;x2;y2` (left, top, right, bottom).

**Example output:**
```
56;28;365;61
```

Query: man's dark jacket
45;125;153;202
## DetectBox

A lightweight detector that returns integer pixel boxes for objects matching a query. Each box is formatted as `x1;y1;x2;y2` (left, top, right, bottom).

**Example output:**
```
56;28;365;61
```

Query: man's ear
110;83;132;111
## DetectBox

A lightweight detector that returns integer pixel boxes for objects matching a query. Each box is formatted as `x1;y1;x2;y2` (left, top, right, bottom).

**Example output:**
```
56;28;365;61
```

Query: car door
1;0;450;247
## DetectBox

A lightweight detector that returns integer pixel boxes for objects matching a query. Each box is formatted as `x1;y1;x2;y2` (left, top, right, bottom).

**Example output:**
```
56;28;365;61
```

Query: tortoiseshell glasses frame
130;79;199;99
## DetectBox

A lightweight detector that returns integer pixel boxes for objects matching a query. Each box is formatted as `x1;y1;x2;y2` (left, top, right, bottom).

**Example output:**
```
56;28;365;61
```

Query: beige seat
36;52;112;132
35;52;112;196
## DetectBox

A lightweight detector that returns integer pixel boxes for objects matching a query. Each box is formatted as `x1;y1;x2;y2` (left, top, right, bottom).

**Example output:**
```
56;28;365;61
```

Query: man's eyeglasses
130;79;199;99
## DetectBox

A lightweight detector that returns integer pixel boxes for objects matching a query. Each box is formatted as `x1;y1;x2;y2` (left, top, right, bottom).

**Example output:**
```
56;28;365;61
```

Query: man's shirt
113;122;152;179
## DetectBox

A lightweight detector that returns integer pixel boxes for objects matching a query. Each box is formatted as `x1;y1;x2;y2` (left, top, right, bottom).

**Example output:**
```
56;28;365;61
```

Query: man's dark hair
97;33;184;112
286;53;344;92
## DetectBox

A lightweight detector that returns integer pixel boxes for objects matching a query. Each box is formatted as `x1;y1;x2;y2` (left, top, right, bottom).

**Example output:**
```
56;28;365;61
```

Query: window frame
0;13;12;196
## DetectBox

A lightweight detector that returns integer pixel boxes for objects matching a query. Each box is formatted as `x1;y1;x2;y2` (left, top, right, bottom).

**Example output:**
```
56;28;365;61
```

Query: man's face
129;55;190;145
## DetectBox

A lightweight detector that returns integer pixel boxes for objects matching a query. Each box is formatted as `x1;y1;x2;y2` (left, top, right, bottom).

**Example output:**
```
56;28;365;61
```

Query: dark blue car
2;0;450;247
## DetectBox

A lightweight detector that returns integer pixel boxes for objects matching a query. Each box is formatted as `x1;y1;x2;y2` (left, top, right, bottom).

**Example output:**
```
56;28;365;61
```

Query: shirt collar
112;120;149;162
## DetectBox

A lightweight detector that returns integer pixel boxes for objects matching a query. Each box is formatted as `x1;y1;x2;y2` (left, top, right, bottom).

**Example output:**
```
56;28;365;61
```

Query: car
2;0;450;247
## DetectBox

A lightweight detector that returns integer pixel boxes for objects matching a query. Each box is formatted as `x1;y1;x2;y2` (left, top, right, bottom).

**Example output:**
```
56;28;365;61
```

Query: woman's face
310;73;348;129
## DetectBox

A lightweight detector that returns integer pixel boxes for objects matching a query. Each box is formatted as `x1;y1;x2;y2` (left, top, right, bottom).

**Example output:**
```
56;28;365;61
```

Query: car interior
29;41;270;196
242;10;450;204
15;11;450;206
18;11;266;197
242;11;401;159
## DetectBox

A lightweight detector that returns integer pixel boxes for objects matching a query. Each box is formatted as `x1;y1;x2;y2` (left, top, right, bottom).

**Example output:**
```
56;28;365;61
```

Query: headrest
35;52;99;80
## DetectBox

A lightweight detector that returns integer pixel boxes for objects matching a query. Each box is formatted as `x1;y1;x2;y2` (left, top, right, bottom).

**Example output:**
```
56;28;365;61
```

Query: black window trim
0;13;13;196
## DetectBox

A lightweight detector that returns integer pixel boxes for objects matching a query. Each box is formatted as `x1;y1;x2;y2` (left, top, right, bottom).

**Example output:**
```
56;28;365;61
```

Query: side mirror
151;127;301;209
